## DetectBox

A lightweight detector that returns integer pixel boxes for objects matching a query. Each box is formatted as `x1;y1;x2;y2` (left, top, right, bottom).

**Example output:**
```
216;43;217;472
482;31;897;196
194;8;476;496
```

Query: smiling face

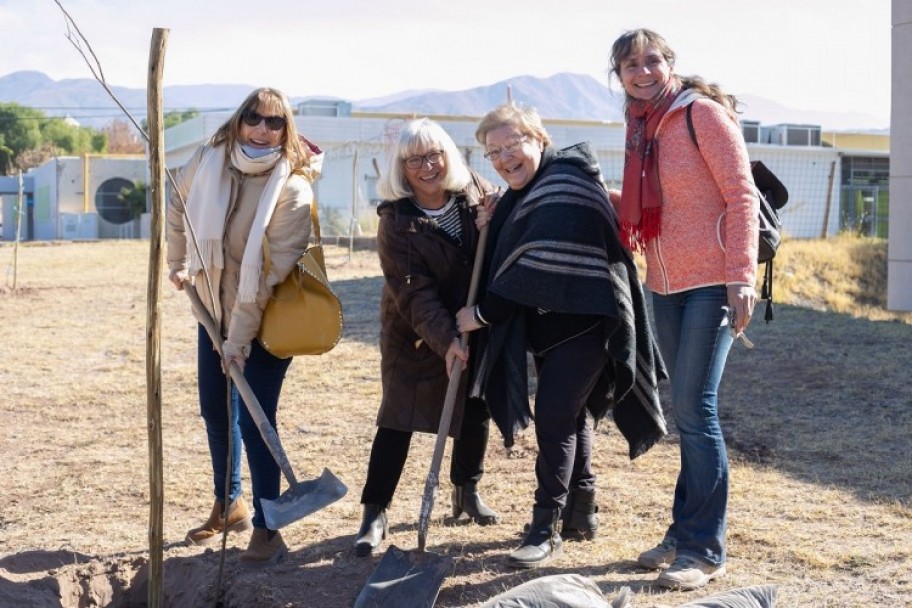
403;143;449;208
238;99;287;149
485;124;542;191
619;43;674;102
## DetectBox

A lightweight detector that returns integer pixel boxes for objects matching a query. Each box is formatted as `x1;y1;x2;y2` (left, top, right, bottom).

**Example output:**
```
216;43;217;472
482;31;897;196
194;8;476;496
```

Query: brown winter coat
375;180;488;437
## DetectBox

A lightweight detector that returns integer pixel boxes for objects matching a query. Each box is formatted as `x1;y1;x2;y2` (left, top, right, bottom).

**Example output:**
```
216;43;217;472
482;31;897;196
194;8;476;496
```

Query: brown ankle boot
185;497;253;546
239;528;288;568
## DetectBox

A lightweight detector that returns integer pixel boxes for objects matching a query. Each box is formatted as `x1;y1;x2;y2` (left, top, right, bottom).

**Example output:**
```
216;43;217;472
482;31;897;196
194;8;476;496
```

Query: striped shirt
414;195;462;245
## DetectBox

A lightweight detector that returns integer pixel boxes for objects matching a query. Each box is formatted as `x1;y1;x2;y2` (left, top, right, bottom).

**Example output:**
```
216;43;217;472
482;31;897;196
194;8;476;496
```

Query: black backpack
685;103;789;322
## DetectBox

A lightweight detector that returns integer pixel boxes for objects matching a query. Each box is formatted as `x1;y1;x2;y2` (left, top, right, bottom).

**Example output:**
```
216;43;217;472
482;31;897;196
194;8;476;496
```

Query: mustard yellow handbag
258;199;343;358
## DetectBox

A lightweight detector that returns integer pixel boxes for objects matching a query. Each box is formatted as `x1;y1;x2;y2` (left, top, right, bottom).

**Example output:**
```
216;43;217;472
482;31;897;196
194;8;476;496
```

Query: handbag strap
263;198;322;276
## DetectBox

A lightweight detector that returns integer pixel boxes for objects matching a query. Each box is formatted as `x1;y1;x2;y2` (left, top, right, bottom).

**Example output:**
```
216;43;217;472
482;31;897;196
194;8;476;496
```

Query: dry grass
0;236;910;607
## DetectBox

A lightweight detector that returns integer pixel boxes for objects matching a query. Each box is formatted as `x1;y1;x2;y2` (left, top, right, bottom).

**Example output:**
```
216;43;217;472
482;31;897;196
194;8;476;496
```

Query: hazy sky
0;0;892;125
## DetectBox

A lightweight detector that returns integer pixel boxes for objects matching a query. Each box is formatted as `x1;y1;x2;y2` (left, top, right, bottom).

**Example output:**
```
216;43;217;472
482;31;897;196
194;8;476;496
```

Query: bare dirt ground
1;240;910;607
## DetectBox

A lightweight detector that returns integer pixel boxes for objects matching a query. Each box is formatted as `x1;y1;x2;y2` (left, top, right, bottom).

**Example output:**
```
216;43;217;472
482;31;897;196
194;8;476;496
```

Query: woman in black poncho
456;102;667;569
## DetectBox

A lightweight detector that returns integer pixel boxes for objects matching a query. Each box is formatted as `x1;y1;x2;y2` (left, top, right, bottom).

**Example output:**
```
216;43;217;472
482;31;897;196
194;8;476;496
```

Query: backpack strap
685;103;699;149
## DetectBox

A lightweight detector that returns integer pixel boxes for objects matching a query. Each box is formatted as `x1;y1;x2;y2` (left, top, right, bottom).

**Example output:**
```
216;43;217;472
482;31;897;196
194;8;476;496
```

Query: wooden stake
821;159;837;238
13;170;22;290
145;27;168;608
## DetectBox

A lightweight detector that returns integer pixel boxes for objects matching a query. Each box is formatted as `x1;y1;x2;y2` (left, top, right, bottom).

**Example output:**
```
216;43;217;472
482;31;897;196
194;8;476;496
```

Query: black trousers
531;327;609;510
360;397;491;507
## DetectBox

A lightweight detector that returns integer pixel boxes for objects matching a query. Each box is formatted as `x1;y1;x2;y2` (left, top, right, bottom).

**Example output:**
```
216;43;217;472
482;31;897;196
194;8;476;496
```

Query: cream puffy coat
167;144;313;358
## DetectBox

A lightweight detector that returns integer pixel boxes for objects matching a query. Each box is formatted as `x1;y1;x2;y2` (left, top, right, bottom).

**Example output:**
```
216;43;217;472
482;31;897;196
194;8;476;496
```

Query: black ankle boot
452;481;501;526
508;506;563;568
354;504;388;557
561;488;599;541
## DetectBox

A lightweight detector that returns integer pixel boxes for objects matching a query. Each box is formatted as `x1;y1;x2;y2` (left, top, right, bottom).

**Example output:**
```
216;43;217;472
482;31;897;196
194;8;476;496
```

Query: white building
1;154;146;241
163;103;845;240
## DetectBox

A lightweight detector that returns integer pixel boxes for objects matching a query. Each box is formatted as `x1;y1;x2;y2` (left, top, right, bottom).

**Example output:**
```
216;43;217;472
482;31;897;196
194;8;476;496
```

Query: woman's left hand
223;352;247;374
475;190;500;230
455;306;482;334
445;338;469;378
727;284;756;334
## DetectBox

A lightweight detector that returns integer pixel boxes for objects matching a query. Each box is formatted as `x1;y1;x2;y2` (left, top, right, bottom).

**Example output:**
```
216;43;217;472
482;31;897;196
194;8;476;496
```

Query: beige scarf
186;143;290;310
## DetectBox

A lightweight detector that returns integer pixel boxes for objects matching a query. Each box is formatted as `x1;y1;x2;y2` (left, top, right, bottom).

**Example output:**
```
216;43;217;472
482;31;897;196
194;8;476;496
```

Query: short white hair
377;118;471;201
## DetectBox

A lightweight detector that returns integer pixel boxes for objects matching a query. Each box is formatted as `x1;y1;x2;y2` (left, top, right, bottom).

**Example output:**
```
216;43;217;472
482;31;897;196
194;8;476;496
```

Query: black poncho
472;143;667;458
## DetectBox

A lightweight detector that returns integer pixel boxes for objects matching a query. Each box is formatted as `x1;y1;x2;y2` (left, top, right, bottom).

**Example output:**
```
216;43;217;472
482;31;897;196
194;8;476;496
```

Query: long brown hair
609;29;739;115
210;87;315;177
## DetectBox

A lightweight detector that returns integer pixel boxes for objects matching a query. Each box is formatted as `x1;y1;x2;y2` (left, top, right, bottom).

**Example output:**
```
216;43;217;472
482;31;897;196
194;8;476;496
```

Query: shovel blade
353;545;452;608
261;468;347;530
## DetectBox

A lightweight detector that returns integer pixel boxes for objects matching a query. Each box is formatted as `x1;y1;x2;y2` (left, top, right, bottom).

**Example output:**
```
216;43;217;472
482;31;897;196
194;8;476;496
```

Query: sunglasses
241;109;287;131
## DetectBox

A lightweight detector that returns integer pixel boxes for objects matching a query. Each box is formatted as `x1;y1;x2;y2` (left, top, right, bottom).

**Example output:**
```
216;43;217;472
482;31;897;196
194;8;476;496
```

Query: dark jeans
197;324;291;529
652;286;734;566
360;397;491;507
531;327;608;510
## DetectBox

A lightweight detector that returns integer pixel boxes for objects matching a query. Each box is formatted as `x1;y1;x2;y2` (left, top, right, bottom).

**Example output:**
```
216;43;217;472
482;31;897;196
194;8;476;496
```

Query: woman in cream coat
167;87;320;567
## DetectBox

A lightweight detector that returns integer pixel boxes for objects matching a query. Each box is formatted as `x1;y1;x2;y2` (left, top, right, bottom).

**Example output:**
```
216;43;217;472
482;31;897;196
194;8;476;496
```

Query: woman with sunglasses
455;103;666;568
167;87;321;567
353;118;501;557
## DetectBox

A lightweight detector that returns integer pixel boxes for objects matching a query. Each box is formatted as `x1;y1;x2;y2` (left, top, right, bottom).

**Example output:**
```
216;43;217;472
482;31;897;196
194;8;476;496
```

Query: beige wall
821;132;889;152
889;0;912;310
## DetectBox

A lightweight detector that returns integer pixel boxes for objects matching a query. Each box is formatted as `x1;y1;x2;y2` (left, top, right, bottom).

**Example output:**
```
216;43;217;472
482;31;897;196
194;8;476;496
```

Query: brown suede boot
185;497;253;546
239;528;288;568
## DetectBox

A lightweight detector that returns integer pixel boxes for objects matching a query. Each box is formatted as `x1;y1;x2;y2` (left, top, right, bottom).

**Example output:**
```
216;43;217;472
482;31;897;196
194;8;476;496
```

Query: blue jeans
651;286;733;567
197;325;291;529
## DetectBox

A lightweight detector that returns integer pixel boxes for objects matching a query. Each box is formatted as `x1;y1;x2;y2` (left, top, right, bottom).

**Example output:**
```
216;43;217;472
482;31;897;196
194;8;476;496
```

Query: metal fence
316;139;888;242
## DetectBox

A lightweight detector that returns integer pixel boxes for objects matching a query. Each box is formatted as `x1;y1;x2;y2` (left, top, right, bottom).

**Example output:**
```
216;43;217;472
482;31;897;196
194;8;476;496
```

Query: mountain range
0;70;888;132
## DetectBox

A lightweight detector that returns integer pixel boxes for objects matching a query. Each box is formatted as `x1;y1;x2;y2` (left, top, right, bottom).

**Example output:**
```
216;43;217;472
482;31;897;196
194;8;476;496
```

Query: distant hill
0;70;888;131
0;71;257;127
354;73;627;123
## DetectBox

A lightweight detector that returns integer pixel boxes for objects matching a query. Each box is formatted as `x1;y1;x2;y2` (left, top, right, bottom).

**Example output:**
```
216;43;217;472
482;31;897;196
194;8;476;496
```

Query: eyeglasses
241;110;287;131
404;150;444;170
484;136;528;161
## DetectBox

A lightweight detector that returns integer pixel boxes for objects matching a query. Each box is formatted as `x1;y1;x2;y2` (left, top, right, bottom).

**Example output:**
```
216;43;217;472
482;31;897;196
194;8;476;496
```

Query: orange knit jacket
643;95;759;295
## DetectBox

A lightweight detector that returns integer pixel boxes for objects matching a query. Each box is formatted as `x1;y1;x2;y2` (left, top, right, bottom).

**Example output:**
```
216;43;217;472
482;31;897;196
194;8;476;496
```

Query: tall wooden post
12;170;23;290
350;145;359;260
146;27;168;608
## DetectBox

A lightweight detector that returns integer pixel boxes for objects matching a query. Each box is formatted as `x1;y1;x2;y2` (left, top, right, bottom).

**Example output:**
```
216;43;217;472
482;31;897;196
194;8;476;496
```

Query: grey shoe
637;537;677;569
656;555;726;590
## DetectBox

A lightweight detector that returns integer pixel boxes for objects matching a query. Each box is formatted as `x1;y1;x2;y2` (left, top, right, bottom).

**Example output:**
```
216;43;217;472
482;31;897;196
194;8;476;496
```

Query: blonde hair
211;87;315;177
475;102;552;148
377;118;471;201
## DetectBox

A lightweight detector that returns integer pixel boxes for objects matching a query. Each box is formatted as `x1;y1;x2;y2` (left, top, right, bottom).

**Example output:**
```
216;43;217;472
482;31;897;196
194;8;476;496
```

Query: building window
95;177;135;224
840;156;890;237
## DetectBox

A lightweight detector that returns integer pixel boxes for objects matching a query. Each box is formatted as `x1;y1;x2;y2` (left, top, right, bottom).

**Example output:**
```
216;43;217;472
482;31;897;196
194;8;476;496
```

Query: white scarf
185;143;290;307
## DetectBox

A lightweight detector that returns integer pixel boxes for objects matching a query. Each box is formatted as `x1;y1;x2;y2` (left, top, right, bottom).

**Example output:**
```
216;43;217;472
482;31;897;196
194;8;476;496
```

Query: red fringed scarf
619;80;682;252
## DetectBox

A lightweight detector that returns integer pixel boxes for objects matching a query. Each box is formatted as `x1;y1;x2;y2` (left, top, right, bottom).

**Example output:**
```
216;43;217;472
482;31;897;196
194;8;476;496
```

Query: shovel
184;283;347;530
354;225;489;608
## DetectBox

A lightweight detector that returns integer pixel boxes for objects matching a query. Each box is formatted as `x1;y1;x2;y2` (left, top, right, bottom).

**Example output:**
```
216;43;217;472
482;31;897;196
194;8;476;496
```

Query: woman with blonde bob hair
167;86;322;568
353;118;501;558
378;118;472;200
456;103;666;568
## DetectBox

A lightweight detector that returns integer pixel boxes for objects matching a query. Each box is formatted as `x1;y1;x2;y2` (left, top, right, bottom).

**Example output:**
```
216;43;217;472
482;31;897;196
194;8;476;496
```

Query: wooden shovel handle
183;283;298;486
417;225;489;550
